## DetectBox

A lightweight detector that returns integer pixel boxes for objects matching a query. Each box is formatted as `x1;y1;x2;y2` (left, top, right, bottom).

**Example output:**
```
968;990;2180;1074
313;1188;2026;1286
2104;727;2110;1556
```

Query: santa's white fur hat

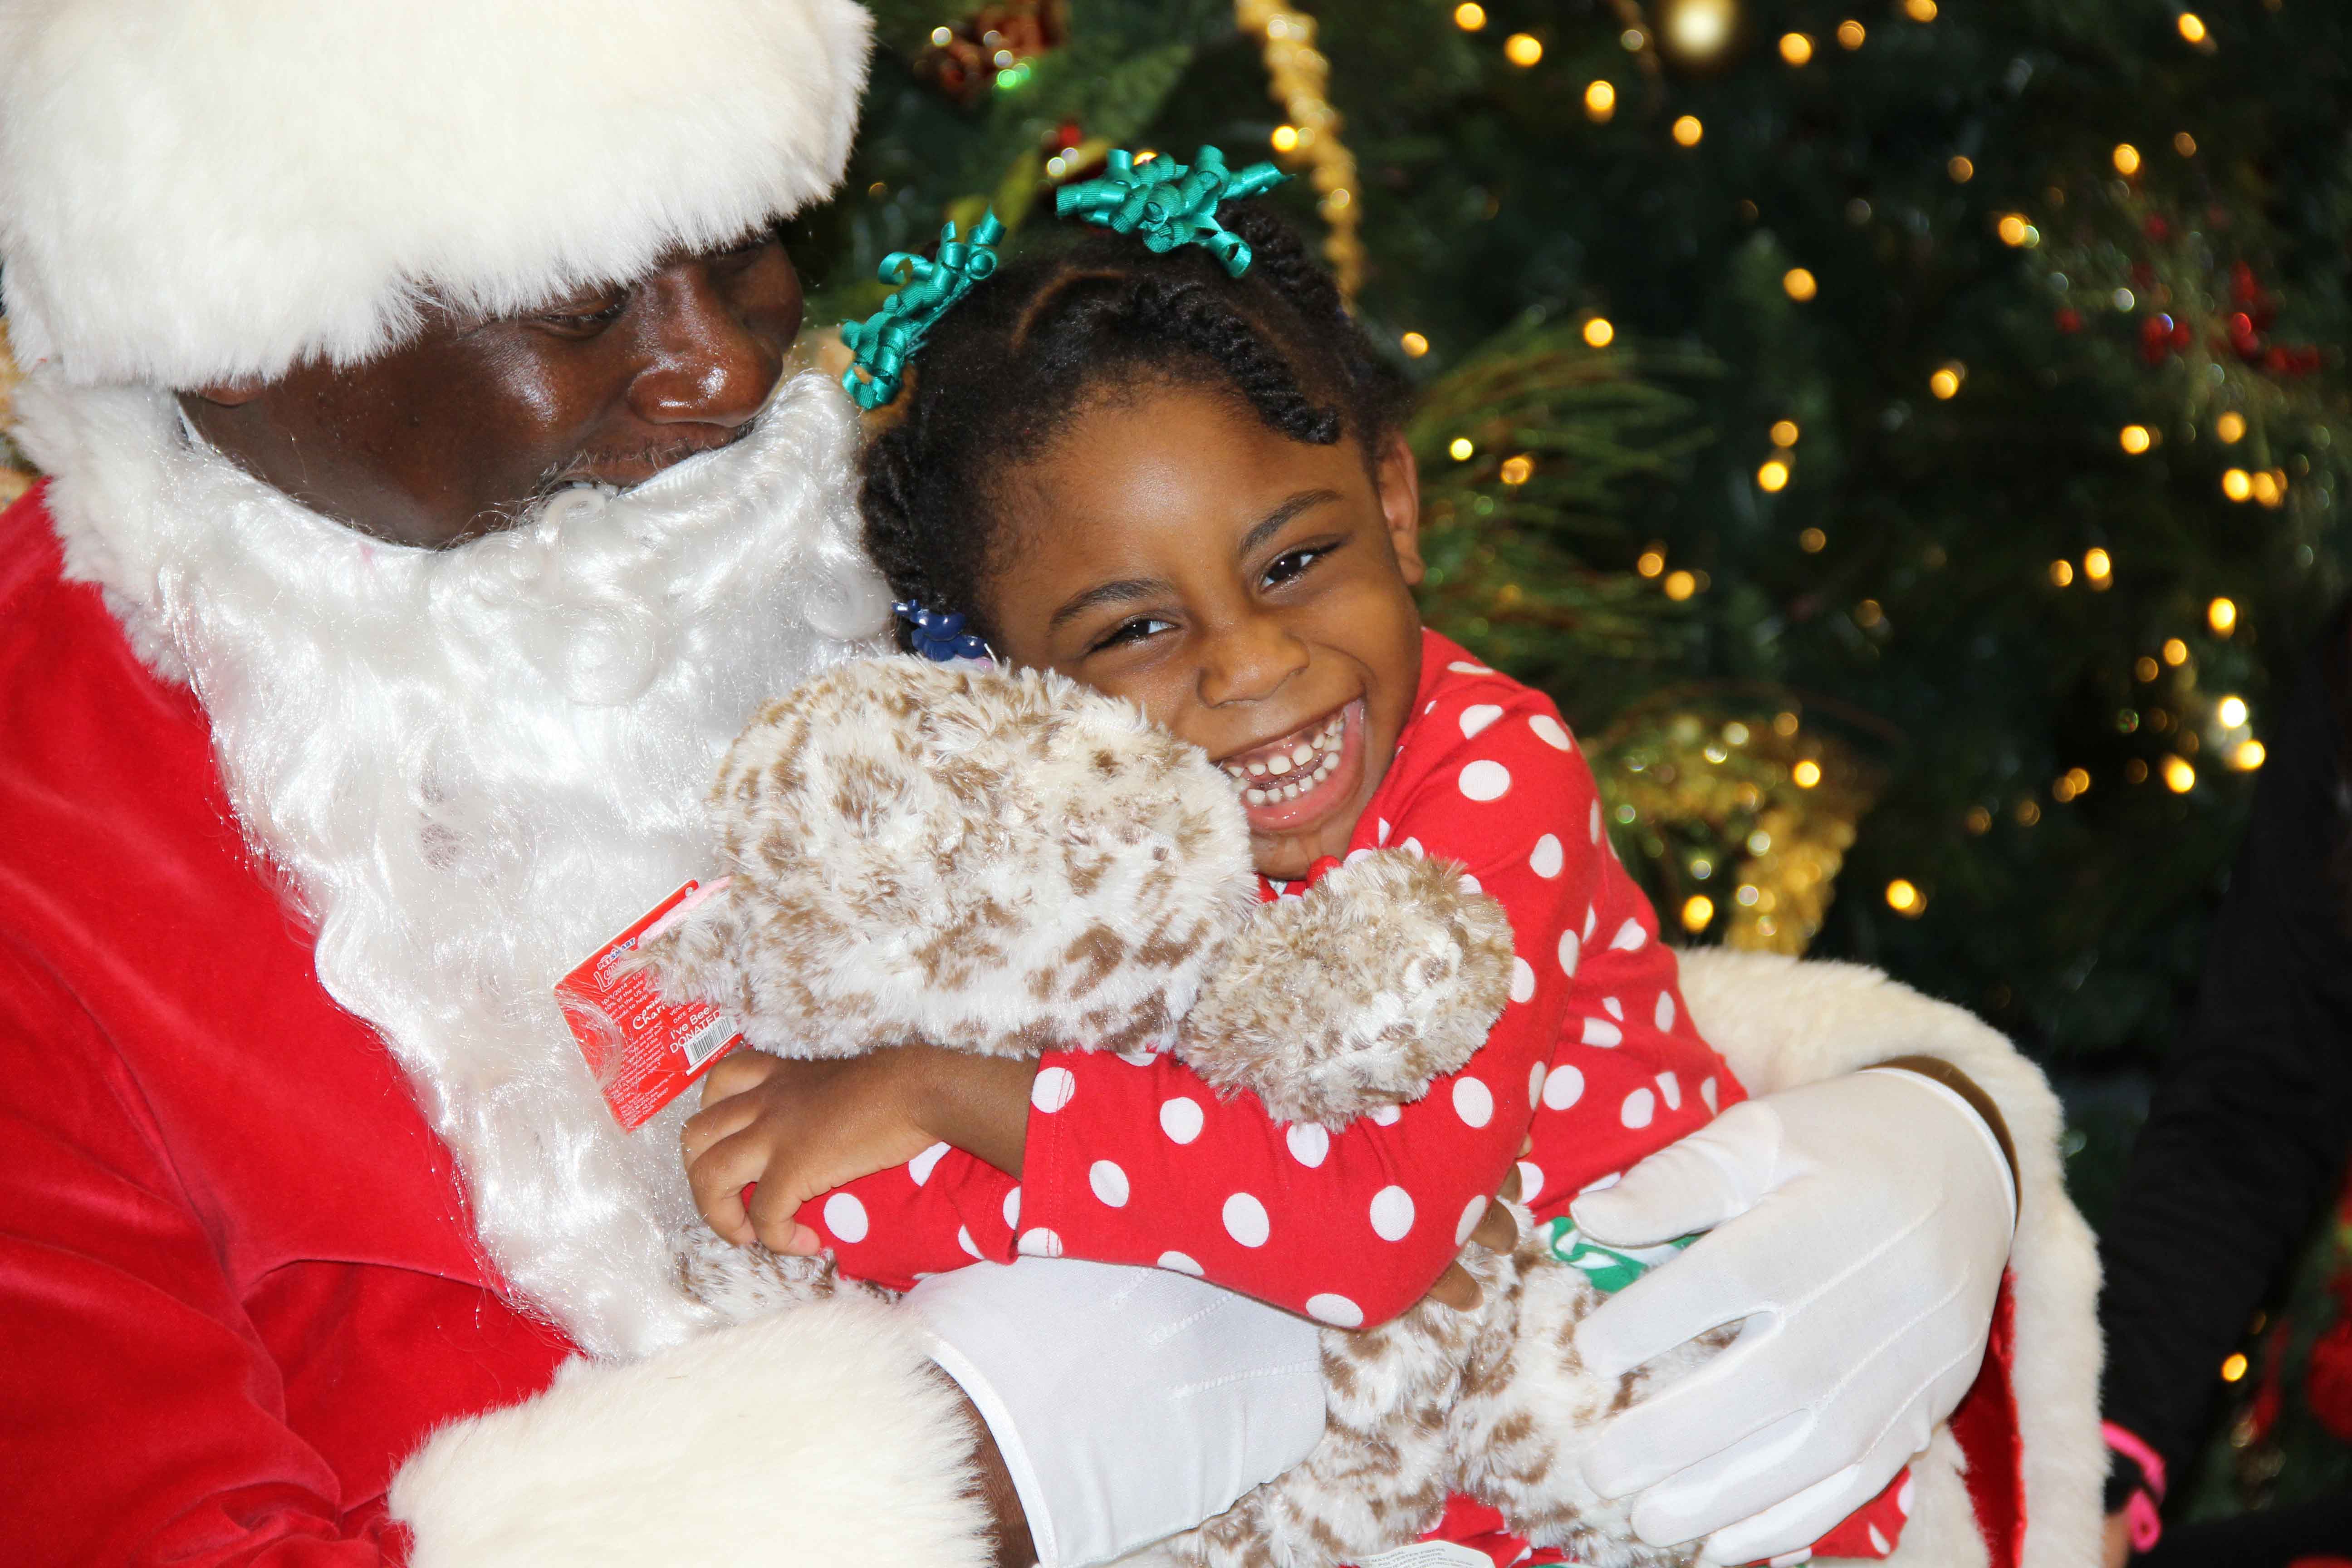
0;0;872;389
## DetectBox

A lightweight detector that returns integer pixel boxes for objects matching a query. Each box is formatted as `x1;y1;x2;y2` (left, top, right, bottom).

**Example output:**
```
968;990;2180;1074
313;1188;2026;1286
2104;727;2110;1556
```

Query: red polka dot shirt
799;630;1746;1325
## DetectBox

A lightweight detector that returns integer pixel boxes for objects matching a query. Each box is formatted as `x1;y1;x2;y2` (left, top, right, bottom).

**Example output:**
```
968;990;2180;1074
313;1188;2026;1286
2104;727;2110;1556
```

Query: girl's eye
1093;616;1176;652
1263;544;1334;588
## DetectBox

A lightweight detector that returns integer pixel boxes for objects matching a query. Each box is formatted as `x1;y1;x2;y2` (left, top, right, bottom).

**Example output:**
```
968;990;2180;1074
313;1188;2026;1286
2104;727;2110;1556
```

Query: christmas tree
795;0;2352;1525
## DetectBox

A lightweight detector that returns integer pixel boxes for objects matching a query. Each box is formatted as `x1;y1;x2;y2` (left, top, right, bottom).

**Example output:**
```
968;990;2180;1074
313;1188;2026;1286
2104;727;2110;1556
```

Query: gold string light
1236;0;1364;298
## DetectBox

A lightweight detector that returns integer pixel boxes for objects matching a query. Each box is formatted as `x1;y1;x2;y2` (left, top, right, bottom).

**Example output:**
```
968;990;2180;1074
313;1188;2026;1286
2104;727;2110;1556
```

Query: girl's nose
1197;616;1311;708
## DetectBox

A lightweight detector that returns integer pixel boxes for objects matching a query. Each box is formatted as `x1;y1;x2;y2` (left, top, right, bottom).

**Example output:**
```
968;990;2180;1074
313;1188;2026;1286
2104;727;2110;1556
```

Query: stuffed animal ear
1176;849;1516;1129
632;883;758;1020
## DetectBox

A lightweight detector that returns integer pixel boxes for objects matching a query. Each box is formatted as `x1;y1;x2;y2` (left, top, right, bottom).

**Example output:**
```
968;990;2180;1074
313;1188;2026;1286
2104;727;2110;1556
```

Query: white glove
1568;1067;2016;1565
908;1257;1327;1568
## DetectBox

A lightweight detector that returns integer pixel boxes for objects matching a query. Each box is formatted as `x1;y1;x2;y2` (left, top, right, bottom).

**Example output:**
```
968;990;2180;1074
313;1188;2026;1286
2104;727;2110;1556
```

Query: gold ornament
1234;0;1364;299
1593;696;1877;955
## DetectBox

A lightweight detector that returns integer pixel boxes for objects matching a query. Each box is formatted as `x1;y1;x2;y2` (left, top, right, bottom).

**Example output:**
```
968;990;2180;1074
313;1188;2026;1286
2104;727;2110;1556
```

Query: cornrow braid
858;200;1407;649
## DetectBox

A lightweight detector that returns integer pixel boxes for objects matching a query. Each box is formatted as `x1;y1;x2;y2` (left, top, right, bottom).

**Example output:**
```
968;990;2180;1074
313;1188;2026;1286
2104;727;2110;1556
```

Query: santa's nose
627;265;785;429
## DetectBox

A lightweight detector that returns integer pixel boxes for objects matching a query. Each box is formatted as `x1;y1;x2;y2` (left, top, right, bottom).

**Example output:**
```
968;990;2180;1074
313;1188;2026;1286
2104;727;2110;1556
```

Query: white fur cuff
1679;950;2105;1568
389;1295;993;1568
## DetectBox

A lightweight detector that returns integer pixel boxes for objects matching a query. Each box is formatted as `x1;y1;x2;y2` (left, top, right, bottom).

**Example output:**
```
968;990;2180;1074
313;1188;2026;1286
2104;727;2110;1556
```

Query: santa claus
0;3;2102;1566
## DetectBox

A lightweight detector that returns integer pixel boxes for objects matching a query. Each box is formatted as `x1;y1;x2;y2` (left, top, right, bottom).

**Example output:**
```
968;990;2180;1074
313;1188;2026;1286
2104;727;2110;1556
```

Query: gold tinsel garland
1234;0;1364;300
1594;700;1876;956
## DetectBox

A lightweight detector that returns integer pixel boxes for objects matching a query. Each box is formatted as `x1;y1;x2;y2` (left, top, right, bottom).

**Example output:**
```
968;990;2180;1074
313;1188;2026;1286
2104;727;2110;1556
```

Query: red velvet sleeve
0;939;404;1567
1016;680;1617;1328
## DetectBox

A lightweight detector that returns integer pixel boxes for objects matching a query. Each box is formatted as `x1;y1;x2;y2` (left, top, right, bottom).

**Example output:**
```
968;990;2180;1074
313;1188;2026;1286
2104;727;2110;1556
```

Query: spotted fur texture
647;655;1694;1568
1181;849;1516;1130
647;656;1261;1060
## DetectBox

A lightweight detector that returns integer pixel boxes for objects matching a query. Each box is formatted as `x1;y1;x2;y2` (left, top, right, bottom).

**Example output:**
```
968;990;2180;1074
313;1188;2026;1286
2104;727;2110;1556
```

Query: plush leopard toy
644;655;1712;1568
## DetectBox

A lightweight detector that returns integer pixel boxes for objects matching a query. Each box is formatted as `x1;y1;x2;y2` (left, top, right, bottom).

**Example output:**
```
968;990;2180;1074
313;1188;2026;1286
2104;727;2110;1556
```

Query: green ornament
1055;146;1289;276
838;210;1006;411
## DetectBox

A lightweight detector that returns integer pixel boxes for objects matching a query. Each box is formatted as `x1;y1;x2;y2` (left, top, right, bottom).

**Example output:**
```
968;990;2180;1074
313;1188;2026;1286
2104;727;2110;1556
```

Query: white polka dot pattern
907;1142;950;1186
1159;1097;1205;1144
1030;1065;1075;1112
1620;1088;1656;1129
1557;930;1581;977
1307;1293;1364;1327
1089;1159;1131;1207
1509;957;1536;1003
1655;991;1676;1032
1609;918;1646;951
1286;1122;1331;1167
1583;1017;1622;1047
1656;1071;1681;1111
1460;703;1503;739
1456;1196;1489;1245
1452;1077;1494;1127
1528;713;1573;750
1702;1076;1720;1114
957;1226;980;1258
1542;1063;1584;1111
1448;660;1495;676
1528;1062;1546;1106
1158;1250;1204;1275
1369;1104;1402;1126
1601;995;1623;1020
1223;1192;1270;1247
1457;760;1512;801
1018;1227;1063;1257
1370;1186;1416;1241
1002;1186;1020;1229
1515;1160;1544;1202
1590;799;1602;843
823;1192;869;1243
1529;833;1564;879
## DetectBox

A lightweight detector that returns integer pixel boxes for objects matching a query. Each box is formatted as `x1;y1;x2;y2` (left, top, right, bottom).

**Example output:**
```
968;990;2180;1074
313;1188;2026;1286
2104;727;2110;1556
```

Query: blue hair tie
895;600;990;662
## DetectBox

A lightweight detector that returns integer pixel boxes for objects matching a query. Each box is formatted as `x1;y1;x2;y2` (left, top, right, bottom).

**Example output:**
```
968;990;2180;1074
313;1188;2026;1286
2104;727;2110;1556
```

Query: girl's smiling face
981;381;1426;880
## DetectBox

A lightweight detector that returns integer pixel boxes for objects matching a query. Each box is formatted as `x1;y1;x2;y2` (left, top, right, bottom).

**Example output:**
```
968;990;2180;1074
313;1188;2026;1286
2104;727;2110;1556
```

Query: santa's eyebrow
1236;489;1344;559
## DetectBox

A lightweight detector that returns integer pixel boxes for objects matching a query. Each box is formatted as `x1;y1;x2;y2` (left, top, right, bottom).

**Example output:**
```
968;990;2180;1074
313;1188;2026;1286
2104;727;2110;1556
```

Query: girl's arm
1014;676;1696;1323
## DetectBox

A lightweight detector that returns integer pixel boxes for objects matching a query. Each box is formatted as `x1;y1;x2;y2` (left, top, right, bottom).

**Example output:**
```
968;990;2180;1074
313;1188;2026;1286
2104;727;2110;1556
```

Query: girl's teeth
1247;788;1268;805
1248;760;1268;777
1290;744;1314;766
1266;753;1292;776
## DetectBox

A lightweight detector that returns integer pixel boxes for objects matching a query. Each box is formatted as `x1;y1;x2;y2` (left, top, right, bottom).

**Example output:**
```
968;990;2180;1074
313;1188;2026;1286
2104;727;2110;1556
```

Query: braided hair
859;201;1409;648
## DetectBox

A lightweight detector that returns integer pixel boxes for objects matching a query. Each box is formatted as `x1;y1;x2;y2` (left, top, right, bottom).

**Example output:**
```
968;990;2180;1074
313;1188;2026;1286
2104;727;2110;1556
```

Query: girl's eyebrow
1046;488;1346;632
1237;488;1345;559
1051;575;1168;630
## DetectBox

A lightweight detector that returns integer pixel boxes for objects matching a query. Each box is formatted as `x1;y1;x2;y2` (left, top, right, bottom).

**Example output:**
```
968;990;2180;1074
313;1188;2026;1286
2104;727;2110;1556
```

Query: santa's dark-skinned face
176;236;808;550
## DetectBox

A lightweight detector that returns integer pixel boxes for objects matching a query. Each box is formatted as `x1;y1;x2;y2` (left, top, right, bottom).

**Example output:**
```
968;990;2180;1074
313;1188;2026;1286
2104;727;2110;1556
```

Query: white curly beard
15;369;892;1357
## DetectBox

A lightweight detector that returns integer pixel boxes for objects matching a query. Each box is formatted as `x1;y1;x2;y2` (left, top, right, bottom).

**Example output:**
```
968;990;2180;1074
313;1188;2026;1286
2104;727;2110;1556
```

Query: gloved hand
908;1257;1327;1568
1568;1067;2017;1565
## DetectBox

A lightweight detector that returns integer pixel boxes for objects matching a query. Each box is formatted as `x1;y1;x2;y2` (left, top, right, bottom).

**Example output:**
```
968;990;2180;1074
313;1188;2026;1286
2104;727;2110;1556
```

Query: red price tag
555;879;741;1130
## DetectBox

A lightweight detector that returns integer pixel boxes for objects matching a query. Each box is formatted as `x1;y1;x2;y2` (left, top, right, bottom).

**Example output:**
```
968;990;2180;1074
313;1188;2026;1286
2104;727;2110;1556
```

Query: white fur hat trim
0;0;872;389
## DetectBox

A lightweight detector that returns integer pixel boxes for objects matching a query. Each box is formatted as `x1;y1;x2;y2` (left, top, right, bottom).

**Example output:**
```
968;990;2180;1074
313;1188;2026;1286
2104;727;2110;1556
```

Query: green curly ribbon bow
838;210;1006;411
1054;146;1289;277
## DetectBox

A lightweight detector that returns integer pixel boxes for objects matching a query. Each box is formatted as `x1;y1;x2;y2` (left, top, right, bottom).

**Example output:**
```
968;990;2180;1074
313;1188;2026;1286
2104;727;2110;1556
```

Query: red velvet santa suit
0;487;571;1564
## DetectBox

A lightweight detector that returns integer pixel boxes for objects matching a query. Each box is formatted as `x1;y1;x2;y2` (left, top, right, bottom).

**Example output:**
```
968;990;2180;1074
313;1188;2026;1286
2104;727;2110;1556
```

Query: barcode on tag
679;1015;736;1071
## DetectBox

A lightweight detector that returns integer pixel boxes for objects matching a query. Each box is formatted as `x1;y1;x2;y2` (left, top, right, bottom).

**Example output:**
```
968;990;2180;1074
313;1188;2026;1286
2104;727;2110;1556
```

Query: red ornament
2232;260;2262;305
2310;1315;2352;1443
2055;307;2083;334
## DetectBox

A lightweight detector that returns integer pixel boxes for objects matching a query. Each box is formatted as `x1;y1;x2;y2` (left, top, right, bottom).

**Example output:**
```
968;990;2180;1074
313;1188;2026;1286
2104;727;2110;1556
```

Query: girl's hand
682;1046;1034;1254
1422;1136;1526;1311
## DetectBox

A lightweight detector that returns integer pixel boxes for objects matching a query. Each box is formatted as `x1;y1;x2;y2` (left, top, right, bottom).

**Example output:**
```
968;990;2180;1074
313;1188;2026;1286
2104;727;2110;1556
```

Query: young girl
682;167;1910;1561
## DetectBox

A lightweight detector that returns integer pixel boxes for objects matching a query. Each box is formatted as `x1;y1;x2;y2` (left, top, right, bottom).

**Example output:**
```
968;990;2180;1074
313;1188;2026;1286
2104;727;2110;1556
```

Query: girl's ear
1375;430;1425;588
